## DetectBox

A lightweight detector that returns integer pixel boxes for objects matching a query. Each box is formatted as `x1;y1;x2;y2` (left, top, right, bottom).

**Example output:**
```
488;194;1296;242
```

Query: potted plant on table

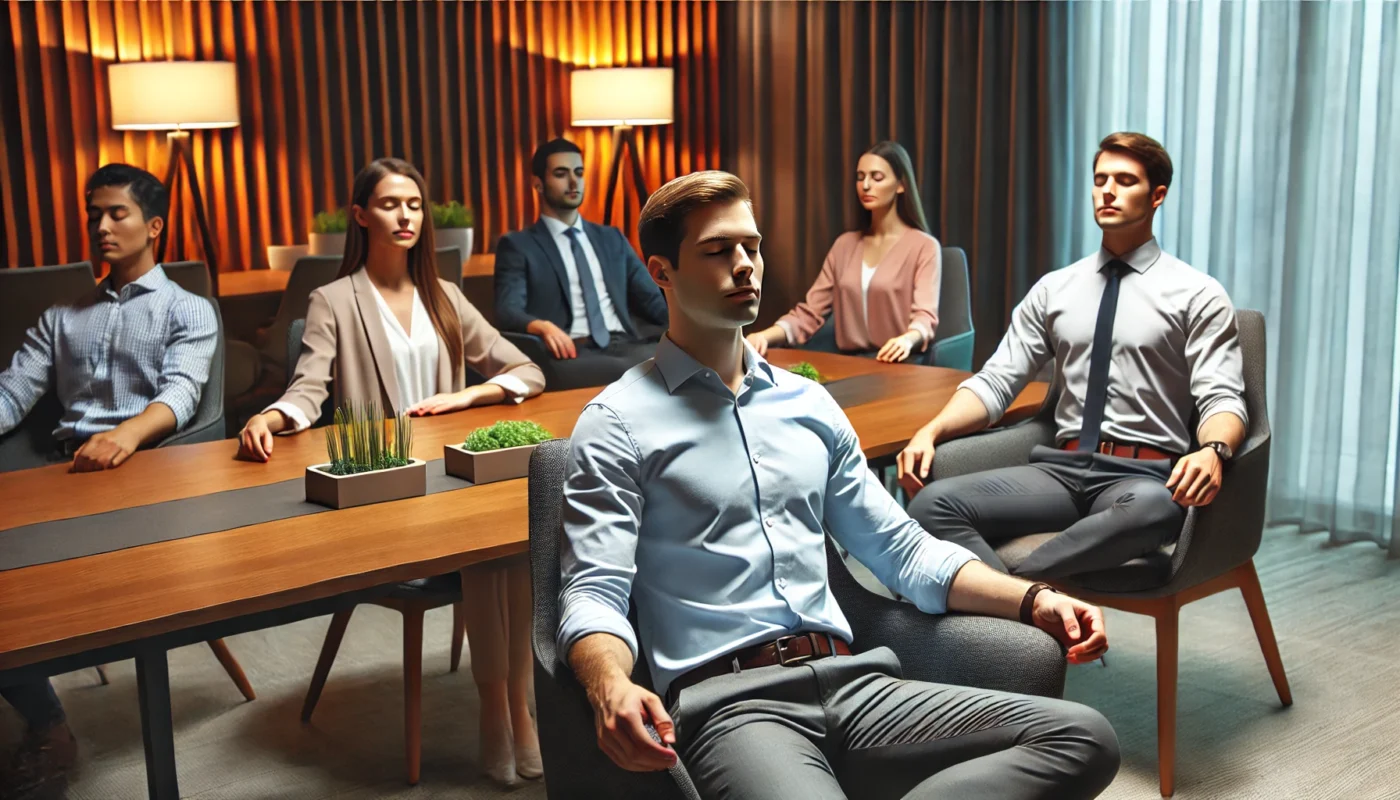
431;201;474;262
787;361;825;383
444;420;552;484
309;208;349;255
305;403;427;509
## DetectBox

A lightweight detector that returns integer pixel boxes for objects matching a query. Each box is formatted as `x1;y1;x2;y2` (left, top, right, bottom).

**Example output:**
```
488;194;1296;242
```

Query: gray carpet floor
4;526;1397;799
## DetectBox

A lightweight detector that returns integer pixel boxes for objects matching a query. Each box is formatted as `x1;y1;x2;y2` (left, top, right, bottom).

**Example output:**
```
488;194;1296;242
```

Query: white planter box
305;458;427;509
308;231;347;256
267;244;310;272
437;228;474;263
443;442;536;484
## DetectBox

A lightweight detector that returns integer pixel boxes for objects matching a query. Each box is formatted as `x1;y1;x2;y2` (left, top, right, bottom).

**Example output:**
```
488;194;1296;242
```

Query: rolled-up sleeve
557;403;644;665
1185;281;1248;431
152;294;217;428
959;278;1052;424
820;394;977;614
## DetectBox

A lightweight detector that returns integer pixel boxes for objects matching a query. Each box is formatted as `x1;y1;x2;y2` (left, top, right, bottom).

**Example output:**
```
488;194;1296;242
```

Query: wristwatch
1201;441;1234;462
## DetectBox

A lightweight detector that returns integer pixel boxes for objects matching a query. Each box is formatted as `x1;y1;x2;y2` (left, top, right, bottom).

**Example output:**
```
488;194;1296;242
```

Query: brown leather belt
1061;437;1178;462
668;633;851;700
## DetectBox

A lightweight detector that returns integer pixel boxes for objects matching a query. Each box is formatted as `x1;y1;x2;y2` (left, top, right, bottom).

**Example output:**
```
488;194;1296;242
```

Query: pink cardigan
777;229;941;352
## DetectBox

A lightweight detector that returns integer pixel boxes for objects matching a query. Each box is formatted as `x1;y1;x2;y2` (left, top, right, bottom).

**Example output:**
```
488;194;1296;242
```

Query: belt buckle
774;634;812;667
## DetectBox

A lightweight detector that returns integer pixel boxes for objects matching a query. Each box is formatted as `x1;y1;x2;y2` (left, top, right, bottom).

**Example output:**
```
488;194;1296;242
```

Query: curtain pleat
724;0;1061;361
0;0;722;275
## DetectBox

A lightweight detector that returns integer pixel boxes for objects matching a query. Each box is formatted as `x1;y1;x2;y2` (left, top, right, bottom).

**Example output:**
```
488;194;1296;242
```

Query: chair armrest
1160;436;1271;593
503;331;552;365
931;418;1057;482
158;413;225;448
927;330;974;371
826;538;1066;698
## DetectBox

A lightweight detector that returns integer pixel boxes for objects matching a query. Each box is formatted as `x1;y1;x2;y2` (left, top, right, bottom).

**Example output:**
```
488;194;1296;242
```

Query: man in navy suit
494;138;668;390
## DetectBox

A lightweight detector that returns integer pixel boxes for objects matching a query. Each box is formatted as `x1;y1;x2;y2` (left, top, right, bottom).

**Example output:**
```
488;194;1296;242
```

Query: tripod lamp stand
109;61;240;295
570;67;674;228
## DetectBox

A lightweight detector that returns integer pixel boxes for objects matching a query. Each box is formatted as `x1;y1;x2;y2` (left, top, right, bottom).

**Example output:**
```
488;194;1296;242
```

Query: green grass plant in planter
430;201;474;229
311;208;349;234
445;420;553;484
305;402;427;509
788;361;824;383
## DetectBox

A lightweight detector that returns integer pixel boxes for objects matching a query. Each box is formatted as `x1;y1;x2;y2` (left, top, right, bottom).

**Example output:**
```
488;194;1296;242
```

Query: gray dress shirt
558;336;976;696
0;265;217;443
961;238;1247;454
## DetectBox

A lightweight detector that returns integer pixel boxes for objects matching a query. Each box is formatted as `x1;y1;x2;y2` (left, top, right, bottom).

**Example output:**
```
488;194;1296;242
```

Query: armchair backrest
261;256;342;369
528;438;697;799
161;260;212;298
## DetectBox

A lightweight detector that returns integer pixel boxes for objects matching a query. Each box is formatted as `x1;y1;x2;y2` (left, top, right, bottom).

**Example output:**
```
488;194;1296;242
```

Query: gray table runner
0;373;889;572
0;459;474;572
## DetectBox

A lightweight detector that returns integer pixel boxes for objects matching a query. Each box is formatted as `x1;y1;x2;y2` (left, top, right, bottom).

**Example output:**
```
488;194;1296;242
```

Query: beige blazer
277;268;546;423
777;229;941;352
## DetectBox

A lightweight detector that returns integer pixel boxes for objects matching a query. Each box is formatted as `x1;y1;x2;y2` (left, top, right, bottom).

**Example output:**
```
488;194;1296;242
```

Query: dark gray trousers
907;445;1186;578
541;332;661;391
671;648;1119;800
0;680;65;730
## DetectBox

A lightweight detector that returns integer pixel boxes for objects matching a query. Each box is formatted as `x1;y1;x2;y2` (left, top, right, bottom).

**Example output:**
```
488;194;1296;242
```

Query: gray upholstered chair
0;263;97;472
928;246;975;370
929;309;1288;797
529;438;1067;799
435;246;464;287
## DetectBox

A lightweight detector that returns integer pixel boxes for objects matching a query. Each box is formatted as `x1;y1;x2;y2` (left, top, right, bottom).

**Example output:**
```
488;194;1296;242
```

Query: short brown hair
1094;132;1173;191
639;171;752;268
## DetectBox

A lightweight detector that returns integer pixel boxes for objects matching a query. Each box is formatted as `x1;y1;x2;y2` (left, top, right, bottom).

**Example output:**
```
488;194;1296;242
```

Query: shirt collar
653;334;776;395
1096;238;1162;274
540;214;584;239
97;264;170;299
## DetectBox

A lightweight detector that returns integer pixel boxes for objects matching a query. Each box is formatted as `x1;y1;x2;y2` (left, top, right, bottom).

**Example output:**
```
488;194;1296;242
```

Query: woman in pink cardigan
747;141;940;363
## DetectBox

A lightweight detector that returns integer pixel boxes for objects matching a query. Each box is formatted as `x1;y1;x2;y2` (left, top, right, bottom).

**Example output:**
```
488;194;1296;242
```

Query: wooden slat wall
0;0;722;273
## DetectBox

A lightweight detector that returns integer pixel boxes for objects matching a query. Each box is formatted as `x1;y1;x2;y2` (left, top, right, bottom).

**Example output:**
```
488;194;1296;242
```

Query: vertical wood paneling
0;0;723;271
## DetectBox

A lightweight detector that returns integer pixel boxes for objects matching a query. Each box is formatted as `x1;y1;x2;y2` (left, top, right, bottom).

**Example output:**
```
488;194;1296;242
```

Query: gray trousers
670;648;1119;800
541;332;660;391
907;445;1186;579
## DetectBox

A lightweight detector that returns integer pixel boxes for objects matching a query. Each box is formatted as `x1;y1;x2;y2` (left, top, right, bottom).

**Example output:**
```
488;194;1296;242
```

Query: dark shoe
0;723;77;800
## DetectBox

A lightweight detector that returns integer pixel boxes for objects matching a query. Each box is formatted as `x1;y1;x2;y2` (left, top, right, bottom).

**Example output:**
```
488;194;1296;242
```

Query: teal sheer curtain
1047;0;1400;555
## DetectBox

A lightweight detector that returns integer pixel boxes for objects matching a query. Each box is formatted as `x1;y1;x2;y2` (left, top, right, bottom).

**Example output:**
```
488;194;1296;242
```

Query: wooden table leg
135;649;180;800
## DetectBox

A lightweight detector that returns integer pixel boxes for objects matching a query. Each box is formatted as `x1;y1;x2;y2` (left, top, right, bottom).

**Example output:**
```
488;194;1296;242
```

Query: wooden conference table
0;351;1047;798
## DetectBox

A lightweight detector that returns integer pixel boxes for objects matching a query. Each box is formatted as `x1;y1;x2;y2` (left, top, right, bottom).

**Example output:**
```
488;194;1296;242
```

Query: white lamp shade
109;61;240;130
570;67;674;126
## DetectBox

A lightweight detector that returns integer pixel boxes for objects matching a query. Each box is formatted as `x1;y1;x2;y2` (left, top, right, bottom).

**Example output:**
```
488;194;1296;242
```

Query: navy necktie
1077;260;1129;452
566;228;610;350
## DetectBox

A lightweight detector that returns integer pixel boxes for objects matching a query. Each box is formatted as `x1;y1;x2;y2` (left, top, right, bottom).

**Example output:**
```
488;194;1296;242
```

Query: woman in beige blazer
237;158;546;784
746;141;941;363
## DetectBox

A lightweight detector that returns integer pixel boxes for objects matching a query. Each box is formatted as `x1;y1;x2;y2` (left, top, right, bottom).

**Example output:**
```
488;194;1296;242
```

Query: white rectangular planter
437;228;474;262
305;458;427;509
308;231;346;256
443;443;536;484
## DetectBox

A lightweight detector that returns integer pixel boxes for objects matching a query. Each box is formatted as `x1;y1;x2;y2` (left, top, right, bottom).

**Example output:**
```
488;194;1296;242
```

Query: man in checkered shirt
0;163;216;799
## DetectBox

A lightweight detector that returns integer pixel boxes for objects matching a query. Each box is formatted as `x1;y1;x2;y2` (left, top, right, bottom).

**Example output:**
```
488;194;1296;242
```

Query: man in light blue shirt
0;164;215;800
558;171;1120;799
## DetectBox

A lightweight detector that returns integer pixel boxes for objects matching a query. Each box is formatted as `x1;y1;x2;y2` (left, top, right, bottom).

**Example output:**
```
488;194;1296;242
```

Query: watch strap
1020;582;1054;625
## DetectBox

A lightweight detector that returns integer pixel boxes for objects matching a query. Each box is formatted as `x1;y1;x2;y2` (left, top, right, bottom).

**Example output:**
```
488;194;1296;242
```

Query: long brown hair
339;158;463;382
859;141;931;235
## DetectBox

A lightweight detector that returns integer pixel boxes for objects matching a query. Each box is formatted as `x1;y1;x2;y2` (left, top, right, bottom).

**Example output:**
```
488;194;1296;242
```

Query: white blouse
369;283;440;409
861;260;878;327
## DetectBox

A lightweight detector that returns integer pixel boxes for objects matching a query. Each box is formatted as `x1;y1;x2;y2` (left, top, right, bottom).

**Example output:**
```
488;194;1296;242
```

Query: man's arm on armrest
0;310;59;436
946;560;1109;665
492;236;539;333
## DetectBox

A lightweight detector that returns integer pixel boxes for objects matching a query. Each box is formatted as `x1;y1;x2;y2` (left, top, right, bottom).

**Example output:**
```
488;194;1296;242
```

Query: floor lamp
109;61;240;295
570;67;674;228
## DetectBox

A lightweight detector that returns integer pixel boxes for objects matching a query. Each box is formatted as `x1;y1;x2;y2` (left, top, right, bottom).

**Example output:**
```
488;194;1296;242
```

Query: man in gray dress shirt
898;133;1248;579
560;171;1119;799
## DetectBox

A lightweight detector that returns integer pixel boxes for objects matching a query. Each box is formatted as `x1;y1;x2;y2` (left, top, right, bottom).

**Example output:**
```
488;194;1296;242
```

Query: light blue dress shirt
0;265;217;444
557;336;977;696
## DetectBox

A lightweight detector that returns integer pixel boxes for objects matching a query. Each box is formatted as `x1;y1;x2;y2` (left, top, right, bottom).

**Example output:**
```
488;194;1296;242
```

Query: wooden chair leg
1237;561;1293;707
450;600;465;673
403;607;425;786
207;639;256;702
94;665;110;685
302;608;354;722
1155;603;1180;797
